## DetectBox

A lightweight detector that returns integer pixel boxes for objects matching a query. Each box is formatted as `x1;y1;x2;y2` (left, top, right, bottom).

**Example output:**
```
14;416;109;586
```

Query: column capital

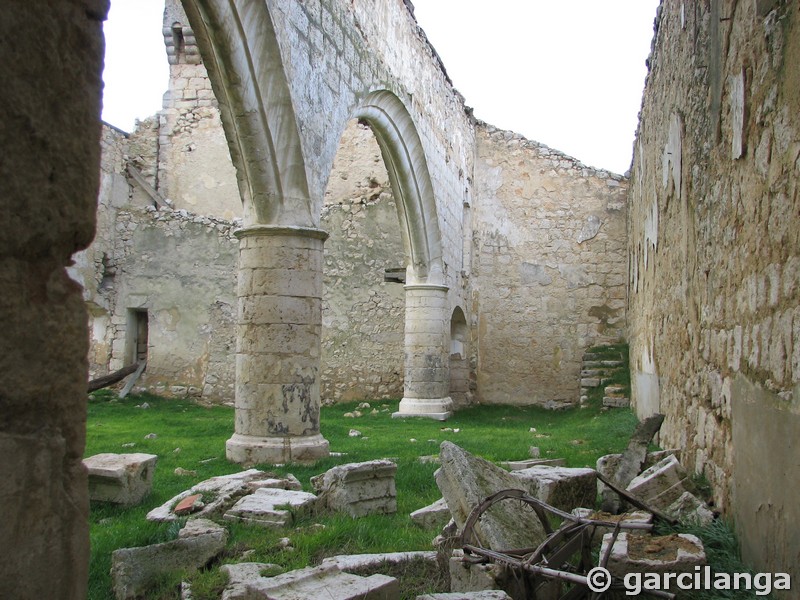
403;283;449;293
235;224;329;241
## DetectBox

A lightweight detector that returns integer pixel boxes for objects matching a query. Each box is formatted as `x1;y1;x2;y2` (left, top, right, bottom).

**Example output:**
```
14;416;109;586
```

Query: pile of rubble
85;413;714;599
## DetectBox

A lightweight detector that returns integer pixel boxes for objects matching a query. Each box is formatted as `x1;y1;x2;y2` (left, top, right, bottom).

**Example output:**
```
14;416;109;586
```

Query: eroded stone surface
321;551;438;572
147;469;296;522
220;563;281;600
435;442;547;552
510;465;596;511
312;459;397;517
500;458;566;470
84;453;158;506
410;497;451;529
626;454;687;511
223;488;318;528
111;521;227;600
600;532;706;578
244;563;399;599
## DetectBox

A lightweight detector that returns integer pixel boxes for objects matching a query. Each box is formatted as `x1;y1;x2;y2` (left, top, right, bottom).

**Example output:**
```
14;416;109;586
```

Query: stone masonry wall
158;2;240;220
83;118;408;405
263;0;474;312
321;121;406;403
628;0;800;585
473;123;628;406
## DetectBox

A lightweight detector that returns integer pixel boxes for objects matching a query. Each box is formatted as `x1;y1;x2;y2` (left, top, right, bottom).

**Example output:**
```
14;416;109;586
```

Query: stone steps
579;346;629;406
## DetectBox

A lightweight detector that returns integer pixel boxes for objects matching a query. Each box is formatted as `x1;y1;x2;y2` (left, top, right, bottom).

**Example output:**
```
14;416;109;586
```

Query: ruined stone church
1;0;798;596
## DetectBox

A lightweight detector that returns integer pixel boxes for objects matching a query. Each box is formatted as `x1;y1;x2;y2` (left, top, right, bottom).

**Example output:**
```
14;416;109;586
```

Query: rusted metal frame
463;544;592;587
460;488;653;553
524;520;586;568
465;544;677;600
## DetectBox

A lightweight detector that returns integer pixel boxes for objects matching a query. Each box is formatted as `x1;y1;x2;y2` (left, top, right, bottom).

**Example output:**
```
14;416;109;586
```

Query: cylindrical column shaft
226;225;329;464
394;283;453;420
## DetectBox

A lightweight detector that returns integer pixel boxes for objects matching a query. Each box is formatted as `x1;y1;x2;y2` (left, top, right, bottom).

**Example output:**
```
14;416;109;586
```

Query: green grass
86;391;639;599
86;389;773;599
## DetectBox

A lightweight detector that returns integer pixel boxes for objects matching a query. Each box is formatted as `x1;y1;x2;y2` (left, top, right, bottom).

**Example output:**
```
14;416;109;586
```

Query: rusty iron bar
459;488;678;600
460;488;653;550
462;545;676;599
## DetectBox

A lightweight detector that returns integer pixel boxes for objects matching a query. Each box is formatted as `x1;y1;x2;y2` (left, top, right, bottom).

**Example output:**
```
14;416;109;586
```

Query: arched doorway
449;307;470;408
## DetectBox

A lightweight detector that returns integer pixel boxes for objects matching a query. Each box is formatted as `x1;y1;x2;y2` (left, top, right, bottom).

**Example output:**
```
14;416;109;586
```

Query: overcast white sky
102;0;659;174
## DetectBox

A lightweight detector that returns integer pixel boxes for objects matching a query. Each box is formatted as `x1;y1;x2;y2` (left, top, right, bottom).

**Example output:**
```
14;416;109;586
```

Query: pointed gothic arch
354;90;444;285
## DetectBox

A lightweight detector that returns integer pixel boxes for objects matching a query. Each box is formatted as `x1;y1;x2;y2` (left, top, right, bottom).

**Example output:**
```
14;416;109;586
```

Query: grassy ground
87;359;769;599
86;386;638;599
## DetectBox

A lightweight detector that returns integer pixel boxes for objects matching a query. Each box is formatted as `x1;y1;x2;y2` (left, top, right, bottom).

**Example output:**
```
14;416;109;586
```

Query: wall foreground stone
628;0;800;587
0;1;107;596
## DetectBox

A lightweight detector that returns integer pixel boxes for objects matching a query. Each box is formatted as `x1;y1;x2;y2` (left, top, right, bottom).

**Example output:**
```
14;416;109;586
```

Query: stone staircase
579;346;630;408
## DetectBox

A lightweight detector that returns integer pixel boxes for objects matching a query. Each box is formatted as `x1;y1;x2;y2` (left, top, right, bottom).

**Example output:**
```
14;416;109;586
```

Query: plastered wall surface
473;124;629;405
627;0;799;585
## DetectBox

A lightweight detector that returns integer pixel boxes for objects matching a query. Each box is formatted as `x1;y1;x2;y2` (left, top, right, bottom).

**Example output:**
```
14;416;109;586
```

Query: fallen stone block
220;563;282;600
449;552;506;594
571;508;652;546
419;591;512;599
411;498;451;529
436;442;547;552
449;551;525;598
111;521;227;600
223;487;318;528
602;395;630;408
500;458;566;470
312;459;397;517
596;450;679;497
84;452;158;506
179;518;226;539
600;532;706;580
599;414;665;513
510;465;596;511
147;469;298;522
244;563;398;599
665;490;714;526
321;551;438;573
626;454;688;511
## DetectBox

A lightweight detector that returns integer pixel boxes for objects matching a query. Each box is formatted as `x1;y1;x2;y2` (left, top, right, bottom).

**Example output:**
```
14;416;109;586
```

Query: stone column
393;284;453;420
226;225;330;464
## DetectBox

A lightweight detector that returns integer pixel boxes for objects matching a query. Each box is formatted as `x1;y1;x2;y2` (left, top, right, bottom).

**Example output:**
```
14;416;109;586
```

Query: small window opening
171;22;185;59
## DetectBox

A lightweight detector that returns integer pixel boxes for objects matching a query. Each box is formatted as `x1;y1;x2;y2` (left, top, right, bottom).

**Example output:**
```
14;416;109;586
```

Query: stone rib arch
354;91;444;285
180;0;311;226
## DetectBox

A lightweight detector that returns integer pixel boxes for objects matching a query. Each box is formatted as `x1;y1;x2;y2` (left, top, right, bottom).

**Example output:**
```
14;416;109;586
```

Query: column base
226;432;329;465
392;397;453;421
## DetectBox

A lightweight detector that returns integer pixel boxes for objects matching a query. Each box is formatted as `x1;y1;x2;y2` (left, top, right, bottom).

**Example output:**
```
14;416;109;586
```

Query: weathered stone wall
473;123;629;406
0;1;107;595
158;1;240;219
321;121;406;403
248;0;475;310
83;117;408;404
628;0;800;585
